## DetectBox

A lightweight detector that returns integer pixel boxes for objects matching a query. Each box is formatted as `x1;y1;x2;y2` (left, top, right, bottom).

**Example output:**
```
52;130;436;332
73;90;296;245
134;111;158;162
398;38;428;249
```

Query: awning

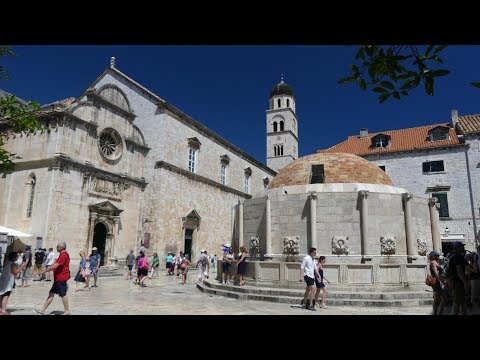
0;225;33;237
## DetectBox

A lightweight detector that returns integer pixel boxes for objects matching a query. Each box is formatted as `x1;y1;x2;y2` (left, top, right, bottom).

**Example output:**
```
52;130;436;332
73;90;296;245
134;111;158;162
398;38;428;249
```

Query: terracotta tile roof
319;123;460;156
457;114;480;134
269;152;393;188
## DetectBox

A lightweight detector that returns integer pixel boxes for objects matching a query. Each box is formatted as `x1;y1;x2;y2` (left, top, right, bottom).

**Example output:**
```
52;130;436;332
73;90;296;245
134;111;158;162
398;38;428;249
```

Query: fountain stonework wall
229;153;440;287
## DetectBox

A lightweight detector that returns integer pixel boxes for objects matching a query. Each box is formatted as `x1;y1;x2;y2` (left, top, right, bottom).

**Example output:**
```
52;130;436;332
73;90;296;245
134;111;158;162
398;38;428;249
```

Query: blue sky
2;45;480;164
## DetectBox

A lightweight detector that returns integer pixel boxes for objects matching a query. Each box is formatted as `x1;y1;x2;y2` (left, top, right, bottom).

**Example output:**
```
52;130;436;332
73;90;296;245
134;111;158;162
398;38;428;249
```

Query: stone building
235;152;438;286
321;111;480;254
0;59;277;263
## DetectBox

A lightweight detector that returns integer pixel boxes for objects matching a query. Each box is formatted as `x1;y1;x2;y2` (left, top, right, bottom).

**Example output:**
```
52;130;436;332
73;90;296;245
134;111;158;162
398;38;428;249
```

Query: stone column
429;197;442;252
112;216;120;257
266;195;272;255
359;191;370;258
402;193;415;257
238;200;244;249
308;192;318;251
88;212;97;251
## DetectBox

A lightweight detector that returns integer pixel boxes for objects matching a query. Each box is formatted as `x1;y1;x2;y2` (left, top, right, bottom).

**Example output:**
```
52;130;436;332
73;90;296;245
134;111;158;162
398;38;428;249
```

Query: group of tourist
427;240;480;315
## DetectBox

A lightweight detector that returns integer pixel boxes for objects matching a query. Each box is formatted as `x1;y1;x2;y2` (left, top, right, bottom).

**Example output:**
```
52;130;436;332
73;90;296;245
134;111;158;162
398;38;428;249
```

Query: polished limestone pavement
4;271;468;315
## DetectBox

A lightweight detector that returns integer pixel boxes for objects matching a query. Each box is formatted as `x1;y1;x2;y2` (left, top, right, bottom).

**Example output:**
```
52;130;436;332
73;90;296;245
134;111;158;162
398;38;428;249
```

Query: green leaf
433;56;443;64
355;48;365;60
379;93;392;104
373;87;388;93
380;81;394;89
434;45;448;54
471;82;480;88
425;77;434;95
400;91;409;96
359;78;367;90
392;91;400;100
426;45;435;56
338;77;354;84
431;69;450;77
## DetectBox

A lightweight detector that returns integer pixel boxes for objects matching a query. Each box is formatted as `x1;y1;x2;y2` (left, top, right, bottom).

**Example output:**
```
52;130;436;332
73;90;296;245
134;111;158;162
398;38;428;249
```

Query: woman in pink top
137;251;149;287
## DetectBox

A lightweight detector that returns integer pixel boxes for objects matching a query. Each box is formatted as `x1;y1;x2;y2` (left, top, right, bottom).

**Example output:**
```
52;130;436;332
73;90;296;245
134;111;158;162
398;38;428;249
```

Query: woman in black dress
236;246;248;286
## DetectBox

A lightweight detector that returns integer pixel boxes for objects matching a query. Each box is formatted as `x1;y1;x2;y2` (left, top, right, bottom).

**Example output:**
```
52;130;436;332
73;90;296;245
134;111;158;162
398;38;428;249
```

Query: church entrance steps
197;279;433;307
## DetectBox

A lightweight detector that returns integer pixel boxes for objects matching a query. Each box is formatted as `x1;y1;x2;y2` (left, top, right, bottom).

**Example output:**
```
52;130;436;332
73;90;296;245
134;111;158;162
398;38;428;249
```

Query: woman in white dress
0;252;28;315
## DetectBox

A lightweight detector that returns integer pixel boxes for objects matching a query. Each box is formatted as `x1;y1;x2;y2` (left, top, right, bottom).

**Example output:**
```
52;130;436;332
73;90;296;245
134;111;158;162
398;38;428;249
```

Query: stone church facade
0;60;277;263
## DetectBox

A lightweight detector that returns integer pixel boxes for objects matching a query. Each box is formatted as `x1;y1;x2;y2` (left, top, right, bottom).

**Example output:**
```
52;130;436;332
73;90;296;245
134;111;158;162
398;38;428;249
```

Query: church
0;58;298;264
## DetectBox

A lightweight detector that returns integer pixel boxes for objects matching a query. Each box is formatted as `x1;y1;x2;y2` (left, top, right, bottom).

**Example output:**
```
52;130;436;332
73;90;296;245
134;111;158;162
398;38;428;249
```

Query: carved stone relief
283;236;299;255
380;236;396;255
332;236;350;255
417;238;427;256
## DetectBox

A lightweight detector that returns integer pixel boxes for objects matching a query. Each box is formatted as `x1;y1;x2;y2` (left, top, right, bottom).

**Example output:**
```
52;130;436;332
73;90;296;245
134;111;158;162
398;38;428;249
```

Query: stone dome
270;80;295;99
268;152;393;189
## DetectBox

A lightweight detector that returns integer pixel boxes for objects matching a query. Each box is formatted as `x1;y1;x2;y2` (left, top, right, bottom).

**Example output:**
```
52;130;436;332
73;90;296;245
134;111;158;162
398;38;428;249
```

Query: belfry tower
266;76;299;172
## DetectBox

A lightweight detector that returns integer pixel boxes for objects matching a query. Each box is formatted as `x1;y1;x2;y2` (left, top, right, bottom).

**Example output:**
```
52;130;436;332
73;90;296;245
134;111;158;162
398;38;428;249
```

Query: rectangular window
378;165;386;172
220;163;227;185
244;175;250;193
432;193;450;218
422;160;444;173
188;147;196;173
310;164;325;184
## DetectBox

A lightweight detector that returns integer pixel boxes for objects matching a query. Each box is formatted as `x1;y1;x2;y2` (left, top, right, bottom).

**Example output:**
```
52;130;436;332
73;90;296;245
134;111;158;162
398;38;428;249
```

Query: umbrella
0;225;32;237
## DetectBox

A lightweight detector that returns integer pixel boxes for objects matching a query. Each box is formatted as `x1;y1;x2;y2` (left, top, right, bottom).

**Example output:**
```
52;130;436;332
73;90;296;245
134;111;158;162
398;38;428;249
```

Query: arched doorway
93;223;107;266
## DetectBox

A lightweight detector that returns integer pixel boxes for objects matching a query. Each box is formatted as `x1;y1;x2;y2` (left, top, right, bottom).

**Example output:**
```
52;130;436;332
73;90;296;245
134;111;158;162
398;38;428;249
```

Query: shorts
22;268;30;280
166;262;171;269
222;262;231;273
89;267;98;275
137;268;148;277
50;281;68;297
304;275;314;286
127;265;133;271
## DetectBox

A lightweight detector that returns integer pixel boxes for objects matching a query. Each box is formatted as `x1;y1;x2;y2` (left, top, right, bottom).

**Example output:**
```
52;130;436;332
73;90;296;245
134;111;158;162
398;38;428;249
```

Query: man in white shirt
45;248;56;281
299;247;317;311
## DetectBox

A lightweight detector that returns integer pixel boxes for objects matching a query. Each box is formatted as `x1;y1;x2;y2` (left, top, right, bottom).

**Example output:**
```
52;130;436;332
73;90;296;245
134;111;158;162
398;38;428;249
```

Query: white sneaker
33;309;44;315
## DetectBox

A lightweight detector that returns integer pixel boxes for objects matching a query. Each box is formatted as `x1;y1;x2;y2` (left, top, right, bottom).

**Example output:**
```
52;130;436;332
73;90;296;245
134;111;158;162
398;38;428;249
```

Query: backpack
211;257;214;263
201;255;208;267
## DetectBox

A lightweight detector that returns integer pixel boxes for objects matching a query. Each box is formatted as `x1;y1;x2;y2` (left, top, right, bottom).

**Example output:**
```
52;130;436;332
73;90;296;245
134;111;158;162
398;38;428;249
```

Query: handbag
81;268;91;277
425;274;437;287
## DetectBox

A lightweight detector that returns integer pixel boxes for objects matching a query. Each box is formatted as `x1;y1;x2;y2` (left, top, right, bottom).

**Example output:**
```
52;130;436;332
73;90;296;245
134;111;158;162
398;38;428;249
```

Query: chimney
451;109;459;128
359;128;369;138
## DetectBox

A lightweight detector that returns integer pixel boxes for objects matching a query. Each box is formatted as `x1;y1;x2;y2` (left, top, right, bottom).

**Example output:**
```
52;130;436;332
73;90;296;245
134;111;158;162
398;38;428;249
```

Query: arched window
280;145;284;155
286;99;290;107
280;121;284;131
273;122;278;132
277;99;281;108
274;145;277;156
26;174;36;218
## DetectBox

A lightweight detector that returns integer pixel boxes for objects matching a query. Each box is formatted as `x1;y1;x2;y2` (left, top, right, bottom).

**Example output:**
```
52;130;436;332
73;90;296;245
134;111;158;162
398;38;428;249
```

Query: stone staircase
197;279;434;307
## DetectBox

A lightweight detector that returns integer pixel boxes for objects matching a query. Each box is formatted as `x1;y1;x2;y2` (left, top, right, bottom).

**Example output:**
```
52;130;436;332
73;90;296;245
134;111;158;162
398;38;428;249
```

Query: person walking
314;256;330;309
125;250;135;279
87;247;101;288
299;247;317;311
180;254;191;285
448;241;470;315
165;252;174;275
211;254;217;273
148;253;160;279
196;250;209;283
74;251;90;291
428;250;447;315
0;252;28;315
20;246;32;287
34;242;71;315
137;251;149;287
45;248;55;282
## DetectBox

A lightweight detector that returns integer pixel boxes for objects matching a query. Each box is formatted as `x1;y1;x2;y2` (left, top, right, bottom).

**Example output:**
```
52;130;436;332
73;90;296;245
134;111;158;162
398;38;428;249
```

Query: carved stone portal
417;238;427;256
380;236;396;255
332;236;350;255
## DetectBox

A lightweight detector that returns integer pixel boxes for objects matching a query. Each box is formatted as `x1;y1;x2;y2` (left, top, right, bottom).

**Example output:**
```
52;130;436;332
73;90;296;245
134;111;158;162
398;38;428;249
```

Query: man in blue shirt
88;247;101;288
